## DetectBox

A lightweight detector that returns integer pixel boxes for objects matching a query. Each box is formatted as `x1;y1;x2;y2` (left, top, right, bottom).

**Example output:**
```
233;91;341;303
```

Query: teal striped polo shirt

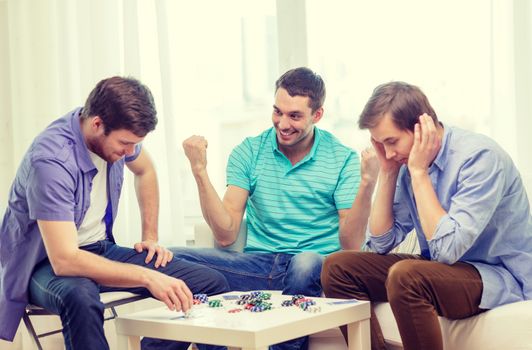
226;127;361;255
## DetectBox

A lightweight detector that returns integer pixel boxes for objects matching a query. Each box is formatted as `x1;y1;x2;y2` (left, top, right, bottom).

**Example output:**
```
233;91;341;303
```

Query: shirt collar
431;122;451;172
70;107;98;174
269;126;322;162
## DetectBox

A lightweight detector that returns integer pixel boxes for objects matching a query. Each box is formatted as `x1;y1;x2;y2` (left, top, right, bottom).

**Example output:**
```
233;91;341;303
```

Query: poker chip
250;303;272;312
193;293;208;304
291;294;305;301
305;305;321;313
208;299;223;307
281;300;294;307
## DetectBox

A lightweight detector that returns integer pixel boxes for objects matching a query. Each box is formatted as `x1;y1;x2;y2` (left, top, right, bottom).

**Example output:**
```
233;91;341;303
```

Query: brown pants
321;251;484;350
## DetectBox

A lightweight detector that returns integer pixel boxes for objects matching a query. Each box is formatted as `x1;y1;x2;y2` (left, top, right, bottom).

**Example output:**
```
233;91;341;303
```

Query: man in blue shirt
0;77;229;349
321;81;532;350
175;67;378;349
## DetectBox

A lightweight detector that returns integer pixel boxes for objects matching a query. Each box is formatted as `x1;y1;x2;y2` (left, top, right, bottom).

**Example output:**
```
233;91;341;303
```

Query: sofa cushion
375;300;532;349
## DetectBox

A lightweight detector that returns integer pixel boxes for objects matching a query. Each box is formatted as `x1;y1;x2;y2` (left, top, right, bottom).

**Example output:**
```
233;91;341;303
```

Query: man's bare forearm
340;179;377;249
135;168;159;241
194;170;239;245
369;170;399;236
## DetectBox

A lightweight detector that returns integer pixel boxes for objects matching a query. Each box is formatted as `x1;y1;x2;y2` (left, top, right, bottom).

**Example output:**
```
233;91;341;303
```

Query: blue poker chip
193;294;208;303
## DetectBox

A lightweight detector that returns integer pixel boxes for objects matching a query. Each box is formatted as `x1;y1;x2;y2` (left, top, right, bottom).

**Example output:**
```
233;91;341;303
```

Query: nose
125;144;136;156
278;115;290;130
384;146;395;160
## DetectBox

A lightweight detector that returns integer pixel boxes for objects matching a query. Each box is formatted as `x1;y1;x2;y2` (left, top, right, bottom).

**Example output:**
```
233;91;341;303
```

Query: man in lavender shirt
321;81;532;350
0;77;229;349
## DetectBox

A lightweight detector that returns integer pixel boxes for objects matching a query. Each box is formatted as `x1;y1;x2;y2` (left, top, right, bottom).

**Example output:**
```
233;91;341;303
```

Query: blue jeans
28;240;229;350
170;247;325;350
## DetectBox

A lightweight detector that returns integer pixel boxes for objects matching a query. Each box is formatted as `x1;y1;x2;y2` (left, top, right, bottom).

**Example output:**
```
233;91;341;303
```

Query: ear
312;107;324;124
90;116;105;132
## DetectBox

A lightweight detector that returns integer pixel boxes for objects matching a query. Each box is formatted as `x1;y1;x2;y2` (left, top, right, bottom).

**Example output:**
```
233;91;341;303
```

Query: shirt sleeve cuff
367;227;395;254
428;213;454;260
227;179;250;191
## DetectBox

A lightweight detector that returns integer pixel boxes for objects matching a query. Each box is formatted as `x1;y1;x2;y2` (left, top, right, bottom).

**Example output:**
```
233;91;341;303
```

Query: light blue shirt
227;127;360;255
368;125;532;309
0;108;140;341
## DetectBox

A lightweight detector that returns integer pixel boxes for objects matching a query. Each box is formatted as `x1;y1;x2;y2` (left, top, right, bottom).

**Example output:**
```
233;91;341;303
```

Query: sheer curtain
3;0;186;247
304;0;532;187
1;0;279;250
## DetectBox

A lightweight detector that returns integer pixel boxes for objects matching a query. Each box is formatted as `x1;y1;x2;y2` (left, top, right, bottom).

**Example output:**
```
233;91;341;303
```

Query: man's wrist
193;168;209;182
141;234;158;243
409;168;429;180
359;176;377;190
379;168;400;182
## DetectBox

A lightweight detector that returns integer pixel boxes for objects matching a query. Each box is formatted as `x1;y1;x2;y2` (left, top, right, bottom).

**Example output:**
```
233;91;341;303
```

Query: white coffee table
115;291;370;350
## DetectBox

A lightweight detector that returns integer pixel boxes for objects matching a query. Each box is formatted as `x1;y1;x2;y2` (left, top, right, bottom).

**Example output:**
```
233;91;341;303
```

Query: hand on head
371;139;402;174
407;114;441;175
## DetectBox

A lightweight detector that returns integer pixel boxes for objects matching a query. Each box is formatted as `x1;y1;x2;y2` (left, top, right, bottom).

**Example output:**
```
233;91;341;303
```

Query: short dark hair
275;67;326;113
358;81;438;131
81;76;157;137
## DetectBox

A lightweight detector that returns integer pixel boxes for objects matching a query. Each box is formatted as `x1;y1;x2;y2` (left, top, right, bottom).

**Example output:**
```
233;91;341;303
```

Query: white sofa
194;222;532;350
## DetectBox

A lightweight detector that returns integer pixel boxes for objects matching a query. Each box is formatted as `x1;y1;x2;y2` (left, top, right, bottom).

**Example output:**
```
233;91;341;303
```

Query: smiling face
370;112;414;164
84;116;144;163
272;88;323;153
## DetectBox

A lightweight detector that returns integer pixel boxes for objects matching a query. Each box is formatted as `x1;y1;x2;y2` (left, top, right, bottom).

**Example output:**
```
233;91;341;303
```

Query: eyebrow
272;105;303;115
372;136;396;144
119;139;138;145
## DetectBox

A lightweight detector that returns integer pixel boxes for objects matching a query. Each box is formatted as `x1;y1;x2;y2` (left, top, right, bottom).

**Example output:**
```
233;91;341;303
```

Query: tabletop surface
117;291;369;333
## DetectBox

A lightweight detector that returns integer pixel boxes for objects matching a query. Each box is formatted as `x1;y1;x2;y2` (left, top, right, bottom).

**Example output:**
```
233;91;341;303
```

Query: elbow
215;232;238;247
211;223;240;247
49;259;73;276
339;236;361;251
216;239;235;247
48;252;79;276
339;228;366;251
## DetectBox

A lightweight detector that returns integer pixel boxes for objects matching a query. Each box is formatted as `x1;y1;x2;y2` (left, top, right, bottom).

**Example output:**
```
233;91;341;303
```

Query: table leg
116;333;141;350
129;335;141;350
347;319;370;350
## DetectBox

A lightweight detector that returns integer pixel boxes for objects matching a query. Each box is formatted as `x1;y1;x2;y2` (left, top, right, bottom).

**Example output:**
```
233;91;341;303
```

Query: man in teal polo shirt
173;67;377;349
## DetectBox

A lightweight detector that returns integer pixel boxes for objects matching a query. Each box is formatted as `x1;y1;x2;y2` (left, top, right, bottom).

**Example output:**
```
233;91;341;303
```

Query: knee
386;260;424;303
321;253;342;294
284;252;324;296
321;251;357;295
290;252;324;279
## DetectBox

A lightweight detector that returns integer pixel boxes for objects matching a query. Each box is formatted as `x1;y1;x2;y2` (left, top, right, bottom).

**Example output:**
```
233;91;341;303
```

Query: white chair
22;291;146;350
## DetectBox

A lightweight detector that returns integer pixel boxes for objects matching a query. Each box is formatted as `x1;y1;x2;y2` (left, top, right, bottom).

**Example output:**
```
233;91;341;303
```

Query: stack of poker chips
282;295;321;313
281;295;306;307
208;299;223;308
236;292;273;312
192;293;209;305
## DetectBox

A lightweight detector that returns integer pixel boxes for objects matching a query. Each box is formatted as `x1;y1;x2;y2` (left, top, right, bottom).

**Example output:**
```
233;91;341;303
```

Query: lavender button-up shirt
367;125;532;310
0;108;140;341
